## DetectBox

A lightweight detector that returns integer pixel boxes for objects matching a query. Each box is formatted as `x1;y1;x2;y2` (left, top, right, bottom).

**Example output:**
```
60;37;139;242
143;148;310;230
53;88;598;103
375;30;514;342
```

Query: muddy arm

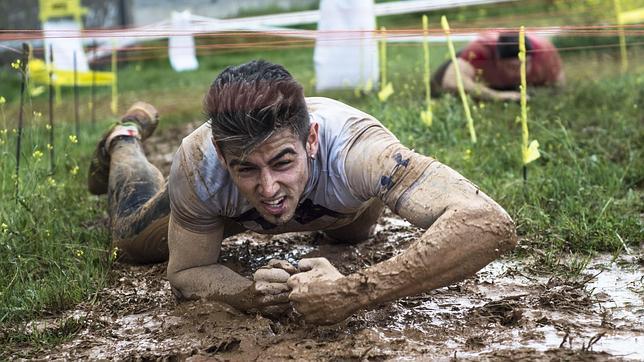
166;215;254;307
166;215;290;314
347;159;517;306
443;58;521;101
288;127;517;324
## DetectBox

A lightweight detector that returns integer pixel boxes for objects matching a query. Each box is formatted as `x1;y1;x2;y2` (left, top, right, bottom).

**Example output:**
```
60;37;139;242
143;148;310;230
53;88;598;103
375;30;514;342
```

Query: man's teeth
263;197;284;205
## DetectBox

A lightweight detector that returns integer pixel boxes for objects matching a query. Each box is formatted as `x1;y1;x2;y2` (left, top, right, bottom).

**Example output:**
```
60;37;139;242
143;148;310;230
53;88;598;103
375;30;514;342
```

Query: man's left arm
288;126;517;324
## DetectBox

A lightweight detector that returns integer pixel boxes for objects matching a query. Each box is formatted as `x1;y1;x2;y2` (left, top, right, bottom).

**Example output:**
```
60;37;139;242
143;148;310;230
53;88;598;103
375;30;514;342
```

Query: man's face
221;124;319;225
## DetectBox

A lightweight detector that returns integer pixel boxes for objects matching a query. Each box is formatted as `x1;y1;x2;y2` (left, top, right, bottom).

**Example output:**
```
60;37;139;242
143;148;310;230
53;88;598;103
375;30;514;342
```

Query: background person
431;32;565;101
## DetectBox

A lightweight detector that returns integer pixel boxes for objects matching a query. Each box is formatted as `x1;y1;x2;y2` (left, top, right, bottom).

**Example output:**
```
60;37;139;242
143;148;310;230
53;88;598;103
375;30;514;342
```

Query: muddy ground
5;123;644;361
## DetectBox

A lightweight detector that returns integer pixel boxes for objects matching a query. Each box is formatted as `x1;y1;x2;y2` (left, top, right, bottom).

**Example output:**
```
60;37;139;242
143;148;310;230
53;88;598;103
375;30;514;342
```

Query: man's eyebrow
228;148;297;168
228;159;254;168
269;148;297;164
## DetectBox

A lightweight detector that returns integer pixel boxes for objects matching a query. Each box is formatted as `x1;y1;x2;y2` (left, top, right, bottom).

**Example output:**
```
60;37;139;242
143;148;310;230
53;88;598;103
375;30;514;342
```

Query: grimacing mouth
261;196;286;205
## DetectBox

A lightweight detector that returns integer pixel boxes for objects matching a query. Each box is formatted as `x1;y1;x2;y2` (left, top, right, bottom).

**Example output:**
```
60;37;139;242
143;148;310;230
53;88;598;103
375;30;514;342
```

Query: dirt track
6;123;643;361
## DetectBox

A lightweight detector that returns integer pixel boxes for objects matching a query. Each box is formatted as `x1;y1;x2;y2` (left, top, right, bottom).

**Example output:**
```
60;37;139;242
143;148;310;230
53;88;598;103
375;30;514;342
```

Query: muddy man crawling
88;60;517;325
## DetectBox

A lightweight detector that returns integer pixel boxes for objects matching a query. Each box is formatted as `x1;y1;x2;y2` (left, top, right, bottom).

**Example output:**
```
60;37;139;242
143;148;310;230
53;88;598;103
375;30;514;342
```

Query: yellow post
519;26;540;167
380;26;387;87
111;42;118;115
377;27;394;102
441;16;476;143
613;0;628;73
420;15;432;127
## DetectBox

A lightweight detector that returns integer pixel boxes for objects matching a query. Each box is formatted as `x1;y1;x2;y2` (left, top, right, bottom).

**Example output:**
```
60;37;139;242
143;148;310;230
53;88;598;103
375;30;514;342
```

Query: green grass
0;8;642;351
0;118;112;325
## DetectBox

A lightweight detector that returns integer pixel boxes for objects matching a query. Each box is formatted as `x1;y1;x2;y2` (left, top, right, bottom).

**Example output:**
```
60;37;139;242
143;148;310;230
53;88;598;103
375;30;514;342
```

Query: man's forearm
340;204;516;311
166;216;256;311
168;263;255;309
342;157;516;316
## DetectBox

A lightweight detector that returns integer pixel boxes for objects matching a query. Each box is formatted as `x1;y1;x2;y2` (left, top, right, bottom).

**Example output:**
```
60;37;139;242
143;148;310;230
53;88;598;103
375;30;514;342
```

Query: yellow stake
111;41;118;114
441;16;476;143
613;0;628;73
378;27;394;102
420;15;432;127
519;26;540;166
380;26;387;87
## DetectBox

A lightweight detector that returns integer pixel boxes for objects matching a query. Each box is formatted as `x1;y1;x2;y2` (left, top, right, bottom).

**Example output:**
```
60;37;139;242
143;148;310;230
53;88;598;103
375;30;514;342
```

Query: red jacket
458;33;563;89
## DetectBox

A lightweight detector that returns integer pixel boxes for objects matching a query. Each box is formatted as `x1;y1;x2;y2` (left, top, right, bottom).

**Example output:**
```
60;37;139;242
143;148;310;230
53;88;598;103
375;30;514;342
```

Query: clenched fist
287;258;358;325
249;259;298;318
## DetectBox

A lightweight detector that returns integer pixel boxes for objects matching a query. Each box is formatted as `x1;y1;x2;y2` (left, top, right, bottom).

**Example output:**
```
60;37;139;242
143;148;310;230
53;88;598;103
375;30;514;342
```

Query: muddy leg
322;200;384;244
109;137;170;264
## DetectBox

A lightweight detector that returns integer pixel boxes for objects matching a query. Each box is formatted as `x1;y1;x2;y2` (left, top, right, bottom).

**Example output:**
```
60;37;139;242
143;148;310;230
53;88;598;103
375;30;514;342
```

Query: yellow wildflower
70;166;79;175
0;96;5;104
463;148;472;161
75;249;84;257
111;246;119;260
68;135;78;144
11;59;21;70
47;177;57;186
32;150;44;160
1;223;8;234
47;143;53;150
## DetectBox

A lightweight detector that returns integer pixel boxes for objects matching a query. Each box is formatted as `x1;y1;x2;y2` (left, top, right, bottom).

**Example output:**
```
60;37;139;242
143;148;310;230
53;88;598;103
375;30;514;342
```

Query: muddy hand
287;258;355;325
293;258;343;282
251;259;297;318
266;258;298;274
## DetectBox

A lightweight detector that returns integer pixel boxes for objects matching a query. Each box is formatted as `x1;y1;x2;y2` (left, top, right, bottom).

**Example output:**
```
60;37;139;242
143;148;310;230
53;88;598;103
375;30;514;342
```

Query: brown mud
4;123;643;361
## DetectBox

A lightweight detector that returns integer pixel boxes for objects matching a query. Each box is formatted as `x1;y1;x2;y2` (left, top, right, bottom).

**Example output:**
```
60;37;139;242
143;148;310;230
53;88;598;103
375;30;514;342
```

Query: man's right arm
166;148;291;315
442;58;521;102
166;216;290;313
166;217;250;303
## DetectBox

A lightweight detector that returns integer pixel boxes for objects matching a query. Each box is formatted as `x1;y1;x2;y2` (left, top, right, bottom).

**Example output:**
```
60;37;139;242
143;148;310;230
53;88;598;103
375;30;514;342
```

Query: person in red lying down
87;60;517;325
431;32;565;101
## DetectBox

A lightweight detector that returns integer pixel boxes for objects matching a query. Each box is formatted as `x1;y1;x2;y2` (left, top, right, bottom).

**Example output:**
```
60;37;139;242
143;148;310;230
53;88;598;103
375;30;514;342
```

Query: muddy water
6;123;642;360
5;213;639;361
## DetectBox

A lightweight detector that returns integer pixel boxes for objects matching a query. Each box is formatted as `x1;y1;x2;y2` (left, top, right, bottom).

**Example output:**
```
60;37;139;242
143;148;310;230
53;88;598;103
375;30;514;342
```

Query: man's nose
258;169;279;197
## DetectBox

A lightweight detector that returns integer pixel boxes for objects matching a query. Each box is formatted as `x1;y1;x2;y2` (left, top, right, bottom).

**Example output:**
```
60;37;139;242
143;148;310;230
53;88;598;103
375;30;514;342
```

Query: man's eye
237;167;255;174
274;160;292;169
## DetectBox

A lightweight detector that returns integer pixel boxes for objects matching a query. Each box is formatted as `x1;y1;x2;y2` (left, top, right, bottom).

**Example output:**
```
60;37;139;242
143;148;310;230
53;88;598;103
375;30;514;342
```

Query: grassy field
0;8;642;349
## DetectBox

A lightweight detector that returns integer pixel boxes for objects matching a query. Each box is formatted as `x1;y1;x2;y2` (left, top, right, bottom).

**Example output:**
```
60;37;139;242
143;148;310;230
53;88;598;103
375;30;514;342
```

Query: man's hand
250;259;298;318
287;258;357;325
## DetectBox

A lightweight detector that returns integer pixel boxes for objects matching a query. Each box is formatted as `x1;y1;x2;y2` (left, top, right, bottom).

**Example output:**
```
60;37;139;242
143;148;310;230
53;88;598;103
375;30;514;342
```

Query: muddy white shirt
169;97;400;234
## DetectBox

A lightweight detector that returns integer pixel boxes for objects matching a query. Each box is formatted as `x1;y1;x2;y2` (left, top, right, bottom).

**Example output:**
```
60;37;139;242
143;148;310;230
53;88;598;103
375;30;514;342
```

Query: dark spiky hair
204;60;310;159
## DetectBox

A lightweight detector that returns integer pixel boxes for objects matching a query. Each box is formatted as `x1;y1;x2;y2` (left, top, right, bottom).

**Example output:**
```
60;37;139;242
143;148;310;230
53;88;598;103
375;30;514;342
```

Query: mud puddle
4;123;642;361
5;214;642;361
